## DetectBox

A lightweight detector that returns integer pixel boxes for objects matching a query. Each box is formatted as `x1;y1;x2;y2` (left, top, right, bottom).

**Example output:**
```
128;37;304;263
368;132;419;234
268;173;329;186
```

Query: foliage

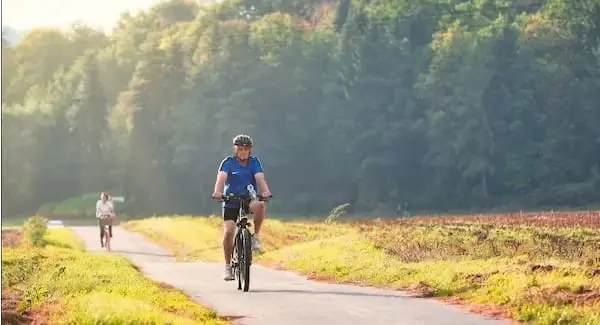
22;216;48;247
124;213;600;324
3;0;600;218
41;228;87;251
124;215;355;261
35;193;127;218
325;203;350;224
1;228;227;324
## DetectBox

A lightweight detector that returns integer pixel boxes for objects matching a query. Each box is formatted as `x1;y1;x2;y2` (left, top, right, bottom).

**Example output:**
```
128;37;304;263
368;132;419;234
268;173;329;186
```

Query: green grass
124;215;355;262
1;228;228;325
123;214;600;325
35;193;128;218
2;218;28;228
42;228;86;251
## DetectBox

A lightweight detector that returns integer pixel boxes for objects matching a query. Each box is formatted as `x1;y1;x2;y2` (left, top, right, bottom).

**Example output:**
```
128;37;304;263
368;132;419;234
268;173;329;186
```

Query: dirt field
2;229;23;248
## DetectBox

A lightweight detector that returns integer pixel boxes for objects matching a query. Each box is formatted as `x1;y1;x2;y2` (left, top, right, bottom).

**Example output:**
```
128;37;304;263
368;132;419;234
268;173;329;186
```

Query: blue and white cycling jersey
218;155;264;208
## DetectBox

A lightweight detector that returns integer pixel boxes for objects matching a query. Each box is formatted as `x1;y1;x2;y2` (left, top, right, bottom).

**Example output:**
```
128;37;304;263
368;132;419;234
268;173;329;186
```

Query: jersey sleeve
251;157;264;175
218;157;231;173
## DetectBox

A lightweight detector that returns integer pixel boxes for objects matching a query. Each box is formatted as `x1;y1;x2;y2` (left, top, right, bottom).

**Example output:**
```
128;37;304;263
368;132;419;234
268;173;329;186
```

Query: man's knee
249;201;265;215
223;220;236;238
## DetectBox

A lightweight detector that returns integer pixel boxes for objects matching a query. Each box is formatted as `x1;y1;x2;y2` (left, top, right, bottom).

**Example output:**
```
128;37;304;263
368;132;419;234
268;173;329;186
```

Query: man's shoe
223;265;234;281
251;235;261;251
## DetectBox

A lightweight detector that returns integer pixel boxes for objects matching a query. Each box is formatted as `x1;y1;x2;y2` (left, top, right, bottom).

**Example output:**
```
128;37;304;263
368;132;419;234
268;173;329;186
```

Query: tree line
3;0;600;217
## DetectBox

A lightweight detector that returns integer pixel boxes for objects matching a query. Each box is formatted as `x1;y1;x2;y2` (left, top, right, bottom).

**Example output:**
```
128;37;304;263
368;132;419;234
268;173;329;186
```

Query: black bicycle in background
221;185;271;292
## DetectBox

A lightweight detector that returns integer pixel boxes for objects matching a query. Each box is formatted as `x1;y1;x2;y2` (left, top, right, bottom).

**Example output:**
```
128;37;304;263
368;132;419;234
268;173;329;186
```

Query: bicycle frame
235;200;252;229
222;185;269;232
100;215;112;252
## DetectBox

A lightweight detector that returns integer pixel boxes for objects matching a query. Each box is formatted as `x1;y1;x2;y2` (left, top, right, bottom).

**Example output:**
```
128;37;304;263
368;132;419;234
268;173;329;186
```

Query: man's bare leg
223;220;235;264
222;220;236;280
249;201;265;250
249;201;265;235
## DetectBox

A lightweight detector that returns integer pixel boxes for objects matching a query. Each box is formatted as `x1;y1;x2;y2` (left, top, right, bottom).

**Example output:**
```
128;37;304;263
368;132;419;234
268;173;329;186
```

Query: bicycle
220;185;271;292
99;215;112;252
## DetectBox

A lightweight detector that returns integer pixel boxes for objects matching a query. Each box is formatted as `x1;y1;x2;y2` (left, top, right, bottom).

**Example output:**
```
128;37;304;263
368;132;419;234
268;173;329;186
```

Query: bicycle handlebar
220;193;272;203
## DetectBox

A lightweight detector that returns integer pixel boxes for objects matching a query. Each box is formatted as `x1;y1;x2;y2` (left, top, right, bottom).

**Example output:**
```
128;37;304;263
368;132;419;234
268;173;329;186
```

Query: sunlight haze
2;0;167;31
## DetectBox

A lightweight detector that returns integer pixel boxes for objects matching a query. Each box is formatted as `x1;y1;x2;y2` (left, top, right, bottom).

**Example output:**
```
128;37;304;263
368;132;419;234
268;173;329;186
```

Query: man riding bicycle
96;192;115;248
212;134;272;281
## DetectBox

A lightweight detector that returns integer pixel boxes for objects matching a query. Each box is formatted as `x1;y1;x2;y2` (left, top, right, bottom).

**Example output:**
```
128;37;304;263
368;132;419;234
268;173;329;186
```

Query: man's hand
212;192;223;200
261;190;272;199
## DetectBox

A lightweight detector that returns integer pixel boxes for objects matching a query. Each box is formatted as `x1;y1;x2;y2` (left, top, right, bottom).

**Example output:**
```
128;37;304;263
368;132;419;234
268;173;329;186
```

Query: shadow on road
250;289;407;299
111;249;174;257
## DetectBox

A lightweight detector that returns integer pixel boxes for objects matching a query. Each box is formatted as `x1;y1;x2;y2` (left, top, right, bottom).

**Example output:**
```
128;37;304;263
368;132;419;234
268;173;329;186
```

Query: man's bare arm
214;171;228;194
254;172;270;194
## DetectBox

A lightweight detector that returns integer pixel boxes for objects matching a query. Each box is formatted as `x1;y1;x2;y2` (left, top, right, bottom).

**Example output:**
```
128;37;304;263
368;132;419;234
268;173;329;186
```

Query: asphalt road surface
70;226;510;325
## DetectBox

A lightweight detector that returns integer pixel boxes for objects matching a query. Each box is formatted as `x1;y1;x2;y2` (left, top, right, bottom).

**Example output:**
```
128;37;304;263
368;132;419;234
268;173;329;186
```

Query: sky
2;0;168;32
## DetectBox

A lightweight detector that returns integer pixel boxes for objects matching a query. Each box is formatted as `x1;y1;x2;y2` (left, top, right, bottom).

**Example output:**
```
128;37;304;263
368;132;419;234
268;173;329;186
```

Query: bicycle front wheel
234;233;243;290
240;228;252;292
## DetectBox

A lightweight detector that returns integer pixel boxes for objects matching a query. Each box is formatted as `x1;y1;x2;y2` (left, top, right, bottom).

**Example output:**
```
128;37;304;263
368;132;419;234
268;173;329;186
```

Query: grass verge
124;215;355;262
123;213;600;325
1;227;228;325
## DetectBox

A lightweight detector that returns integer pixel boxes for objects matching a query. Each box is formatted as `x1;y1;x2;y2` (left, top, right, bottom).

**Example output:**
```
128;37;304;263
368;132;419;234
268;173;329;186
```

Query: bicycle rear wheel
240;227;252;292
104;229;111;252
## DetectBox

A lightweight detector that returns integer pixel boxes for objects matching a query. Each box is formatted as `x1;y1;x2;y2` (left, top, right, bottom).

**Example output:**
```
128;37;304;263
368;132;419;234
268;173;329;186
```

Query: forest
2;0;600;217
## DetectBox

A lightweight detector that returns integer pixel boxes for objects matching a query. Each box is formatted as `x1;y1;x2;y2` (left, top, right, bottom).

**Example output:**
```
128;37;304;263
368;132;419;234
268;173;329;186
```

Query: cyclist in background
96;192;115;248
212;134;272;281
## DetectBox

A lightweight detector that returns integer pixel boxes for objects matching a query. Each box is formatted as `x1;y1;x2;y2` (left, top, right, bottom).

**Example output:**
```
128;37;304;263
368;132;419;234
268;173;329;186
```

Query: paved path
71;226;509;325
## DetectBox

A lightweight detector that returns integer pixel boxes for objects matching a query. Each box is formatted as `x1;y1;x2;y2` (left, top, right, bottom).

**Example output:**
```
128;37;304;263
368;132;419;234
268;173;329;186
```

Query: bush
23;216;48;247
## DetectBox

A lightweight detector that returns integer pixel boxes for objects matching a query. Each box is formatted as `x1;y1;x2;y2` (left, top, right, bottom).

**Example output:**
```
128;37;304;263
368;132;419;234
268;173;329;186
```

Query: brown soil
530;264;554;272
350;211;600;229
439;296;523;325
526;286;600;306
1;230;23;248
221;315;246;321
1;289;32;325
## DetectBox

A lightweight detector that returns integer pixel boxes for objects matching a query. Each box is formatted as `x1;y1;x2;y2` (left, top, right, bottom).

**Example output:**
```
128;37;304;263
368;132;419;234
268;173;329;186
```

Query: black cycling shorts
222;205;250;222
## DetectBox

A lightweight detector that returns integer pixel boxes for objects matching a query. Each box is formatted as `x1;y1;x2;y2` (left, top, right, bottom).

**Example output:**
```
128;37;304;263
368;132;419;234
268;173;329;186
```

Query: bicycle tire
234;231;243;290
240;227;252;292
